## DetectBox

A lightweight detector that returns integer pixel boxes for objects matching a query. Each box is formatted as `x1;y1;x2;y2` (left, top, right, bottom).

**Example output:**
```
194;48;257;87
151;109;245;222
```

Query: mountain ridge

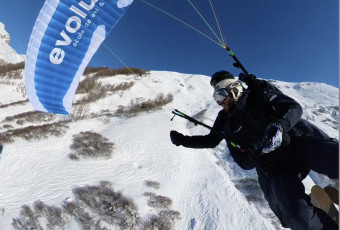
0;20;338;229
0;66;338;229
0;22;25;64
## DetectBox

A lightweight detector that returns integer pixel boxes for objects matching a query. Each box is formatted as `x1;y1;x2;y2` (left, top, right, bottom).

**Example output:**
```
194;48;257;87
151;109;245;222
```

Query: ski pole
171;109;226;139
172;109;213;129
225;46;249;77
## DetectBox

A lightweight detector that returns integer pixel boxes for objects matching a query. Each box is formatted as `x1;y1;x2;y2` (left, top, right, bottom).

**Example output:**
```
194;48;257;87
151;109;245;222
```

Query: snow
0;22;25;64
0;67;338;229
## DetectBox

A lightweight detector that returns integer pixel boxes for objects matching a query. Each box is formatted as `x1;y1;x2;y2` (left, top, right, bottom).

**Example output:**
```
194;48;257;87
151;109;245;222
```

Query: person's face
218;95;235;112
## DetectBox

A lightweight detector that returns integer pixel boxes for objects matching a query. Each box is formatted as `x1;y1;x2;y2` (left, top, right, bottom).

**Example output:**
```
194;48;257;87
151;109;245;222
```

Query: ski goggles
213;81;243;105
213;88;229;105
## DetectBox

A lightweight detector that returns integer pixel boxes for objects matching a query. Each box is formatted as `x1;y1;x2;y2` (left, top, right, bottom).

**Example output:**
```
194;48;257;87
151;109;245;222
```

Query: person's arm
268;92;303;134
240;73;302;134
172;131;223;149
226;91;303;170
239;73;282;93
170;110;226;149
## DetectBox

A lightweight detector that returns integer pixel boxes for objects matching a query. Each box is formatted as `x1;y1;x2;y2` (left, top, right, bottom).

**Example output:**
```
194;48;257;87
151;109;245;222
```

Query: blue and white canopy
25;0;133;114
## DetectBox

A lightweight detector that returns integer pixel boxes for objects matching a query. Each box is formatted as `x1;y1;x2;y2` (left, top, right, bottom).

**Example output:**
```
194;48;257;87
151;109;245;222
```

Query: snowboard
310;185;339;224
324;185;339;205
0;145;2;155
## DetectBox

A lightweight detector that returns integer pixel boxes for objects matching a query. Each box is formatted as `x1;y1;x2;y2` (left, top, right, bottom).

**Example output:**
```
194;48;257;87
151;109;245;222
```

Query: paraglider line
208;0;227;47
102;43;136;75
186;0;225;46
140;0;224;48
101;42;180;116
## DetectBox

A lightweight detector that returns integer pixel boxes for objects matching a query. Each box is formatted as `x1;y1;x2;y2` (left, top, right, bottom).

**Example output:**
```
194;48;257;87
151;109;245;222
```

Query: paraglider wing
25;0;134;115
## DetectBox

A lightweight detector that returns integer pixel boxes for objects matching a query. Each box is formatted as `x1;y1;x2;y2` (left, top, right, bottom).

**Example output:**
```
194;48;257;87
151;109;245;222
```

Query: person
170;71;339;230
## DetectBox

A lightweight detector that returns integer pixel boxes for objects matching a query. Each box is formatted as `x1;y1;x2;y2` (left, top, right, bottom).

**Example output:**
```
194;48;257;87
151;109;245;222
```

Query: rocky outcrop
0;22;25;64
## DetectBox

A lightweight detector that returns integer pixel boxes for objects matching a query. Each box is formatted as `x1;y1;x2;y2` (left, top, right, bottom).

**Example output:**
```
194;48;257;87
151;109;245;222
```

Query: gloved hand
239;73;256;84
254;123;283;154
170;130;185;146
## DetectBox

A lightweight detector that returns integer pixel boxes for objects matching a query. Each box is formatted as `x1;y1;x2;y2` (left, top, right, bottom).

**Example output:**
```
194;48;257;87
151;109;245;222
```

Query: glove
170;130;185;146
238;73;256;84
254;123;283;154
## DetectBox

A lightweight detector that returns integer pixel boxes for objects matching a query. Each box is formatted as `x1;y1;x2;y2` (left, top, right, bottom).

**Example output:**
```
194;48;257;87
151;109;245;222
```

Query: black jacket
179;78;330;170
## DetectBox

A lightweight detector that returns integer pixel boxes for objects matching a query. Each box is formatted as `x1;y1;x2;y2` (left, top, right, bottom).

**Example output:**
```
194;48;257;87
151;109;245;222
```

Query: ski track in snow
0;71;338;229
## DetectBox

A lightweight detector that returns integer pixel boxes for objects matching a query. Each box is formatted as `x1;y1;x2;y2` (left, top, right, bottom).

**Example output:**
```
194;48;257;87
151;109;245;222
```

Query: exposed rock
0;22;25;64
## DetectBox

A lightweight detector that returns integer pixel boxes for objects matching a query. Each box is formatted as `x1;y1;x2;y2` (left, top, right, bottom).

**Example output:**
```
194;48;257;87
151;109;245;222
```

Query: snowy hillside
0;22;25;64
0;66;338;229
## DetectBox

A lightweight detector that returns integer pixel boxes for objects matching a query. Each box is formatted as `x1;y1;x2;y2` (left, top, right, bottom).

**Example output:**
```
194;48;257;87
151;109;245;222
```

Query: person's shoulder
215;109;227;121
213;109;228;126
217;109;226;116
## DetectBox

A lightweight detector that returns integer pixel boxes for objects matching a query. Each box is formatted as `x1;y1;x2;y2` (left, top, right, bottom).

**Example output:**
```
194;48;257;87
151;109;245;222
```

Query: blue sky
0;0;338;87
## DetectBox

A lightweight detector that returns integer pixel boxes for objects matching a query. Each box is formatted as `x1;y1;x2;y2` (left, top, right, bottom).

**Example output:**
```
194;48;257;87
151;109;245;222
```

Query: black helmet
210;71;234;88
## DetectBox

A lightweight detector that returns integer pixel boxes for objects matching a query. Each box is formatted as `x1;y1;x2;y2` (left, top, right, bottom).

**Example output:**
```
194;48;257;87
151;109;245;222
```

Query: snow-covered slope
0;67;338;229
0;22;25;64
